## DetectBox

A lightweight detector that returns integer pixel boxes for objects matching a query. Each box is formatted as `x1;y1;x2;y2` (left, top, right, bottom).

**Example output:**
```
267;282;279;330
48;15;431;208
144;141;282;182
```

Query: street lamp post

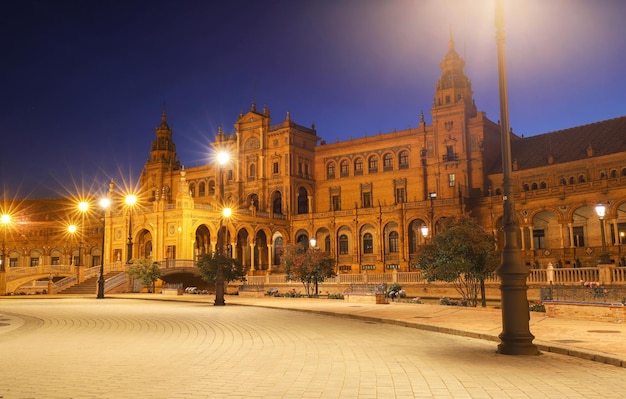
77;201;89;267
215;150;230;306
97;197;111;299
125;194;137;264
494;0;538;355
428;192;436;237
68;224;78;265
595;204;610;264
1;214;10;272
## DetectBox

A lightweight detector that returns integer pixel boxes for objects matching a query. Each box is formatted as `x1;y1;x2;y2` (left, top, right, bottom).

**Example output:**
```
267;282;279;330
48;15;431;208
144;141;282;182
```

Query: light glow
595;204;606;219
125;194;137;207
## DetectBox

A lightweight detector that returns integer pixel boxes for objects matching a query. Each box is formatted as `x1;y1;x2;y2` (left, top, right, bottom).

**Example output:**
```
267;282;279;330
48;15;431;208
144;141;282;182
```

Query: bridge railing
54;275;77;292
157;259;196;269
6;264;75;281
104;272;128;293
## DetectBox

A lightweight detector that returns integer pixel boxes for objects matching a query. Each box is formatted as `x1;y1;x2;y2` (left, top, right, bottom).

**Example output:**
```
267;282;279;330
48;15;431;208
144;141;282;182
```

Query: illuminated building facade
2;38;626;293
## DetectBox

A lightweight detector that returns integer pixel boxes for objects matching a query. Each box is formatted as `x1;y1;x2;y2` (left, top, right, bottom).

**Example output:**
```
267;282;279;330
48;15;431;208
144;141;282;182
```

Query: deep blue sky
2;0;625;199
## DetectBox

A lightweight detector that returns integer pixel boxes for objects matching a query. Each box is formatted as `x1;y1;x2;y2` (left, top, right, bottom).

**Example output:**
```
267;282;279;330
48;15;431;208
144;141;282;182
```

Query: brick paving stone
0;296;626;398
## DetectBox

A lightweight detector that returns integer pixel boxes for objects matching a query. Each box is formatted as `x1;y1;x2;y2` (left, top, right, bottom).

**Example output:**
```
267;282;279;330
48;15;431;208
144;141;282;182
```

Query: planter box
544;301;626;323
162;288;183;296
344;293;388;304
238;291;265;298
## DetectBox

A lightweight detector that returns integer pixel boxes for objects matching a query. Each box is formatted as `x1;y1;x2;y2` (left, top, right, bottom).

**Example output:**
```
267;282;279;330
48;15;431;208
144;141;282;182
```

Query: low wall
544;301;626;323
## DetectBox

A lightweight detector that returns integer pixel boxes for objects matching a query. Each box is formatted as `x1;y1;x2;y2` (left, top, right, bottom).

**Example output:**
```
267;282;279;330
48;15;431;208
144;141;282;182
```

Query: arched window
383;153;393;170
363;233;373;254
297;187;309;214
531;182;538;190
209;180;215;195
388;231;399;253
523;184;529;191
272;191;283;214
249;163;256;181
368;155;378;173
340;160;349;177
199;182;206;196
244;136;260;150
189;183;196;197
327;162;336;179
610;169;618;178
339;234;349;255
540;181;547;189
249;194;259;210
569;176;576;185
354;158;363;175
578;175;585;183
622;168;626;177
398;151;409;169
273;237;283;265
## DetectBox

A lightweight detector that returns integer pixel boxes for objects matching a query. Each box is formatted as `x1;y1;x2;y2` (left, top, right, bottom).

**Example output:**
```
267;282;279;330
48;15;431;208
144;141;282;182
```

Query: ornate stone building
2;38;626;289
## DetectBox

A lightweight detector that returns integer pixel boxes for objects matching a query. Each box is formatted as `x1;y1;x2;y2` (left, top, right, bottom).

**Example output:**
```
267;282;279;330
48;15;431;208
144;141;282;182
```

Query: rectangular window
448;173;456;187
573;226;585;247
533;230;545;249
9;258;18;268
92;255;101;266
395;188;405;204
273;162;279;174
331;195;341;211
51;256;60;265
339;238;349;255
362;192;372;208
427;142;434;157
31;257;40;267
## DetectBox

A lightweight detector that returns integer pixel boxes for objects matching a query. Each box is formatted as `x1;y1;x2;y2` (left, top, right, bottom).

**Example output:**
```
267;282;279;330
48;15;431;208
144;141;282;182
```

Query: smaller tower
141;107;181;202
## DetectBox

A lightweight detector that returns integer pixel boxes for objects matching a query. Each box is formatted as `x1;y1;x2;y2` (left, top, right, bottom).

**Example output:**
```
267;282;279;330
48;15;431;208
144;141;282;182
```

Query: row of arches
4;246;103;268
326;150;410;179
523;168;626;192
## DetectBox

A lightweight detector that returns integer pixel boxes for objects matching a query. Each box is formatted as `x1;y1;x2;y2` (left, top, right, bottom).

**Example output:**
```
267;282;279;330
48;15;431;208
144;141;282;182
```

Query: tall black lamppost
494;0;538;355
595;204;610;264
97;197;111;299
68;224;78;266
428;192;436;237
0;214;10;272
214;150;230;306
125;194;137;264
77;201;89;267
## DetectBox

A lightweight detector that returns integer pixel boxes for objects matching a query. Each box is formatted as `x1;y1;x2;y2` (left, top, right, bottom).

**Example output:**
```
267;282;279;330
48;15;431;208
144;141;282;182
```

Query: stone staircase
58;273;120;295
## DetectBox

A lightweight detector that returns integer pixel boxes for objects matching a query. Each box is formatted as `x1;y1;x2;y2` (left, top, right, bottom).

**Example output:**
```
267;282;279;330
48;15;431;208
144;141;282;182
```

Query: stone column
568;223;574;247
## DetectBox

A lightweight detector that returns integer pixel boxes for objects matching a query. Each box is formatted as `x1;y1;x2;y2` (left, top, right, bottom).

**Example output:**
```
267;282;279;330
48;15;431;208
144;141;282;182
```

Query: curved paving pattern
1;298;625;398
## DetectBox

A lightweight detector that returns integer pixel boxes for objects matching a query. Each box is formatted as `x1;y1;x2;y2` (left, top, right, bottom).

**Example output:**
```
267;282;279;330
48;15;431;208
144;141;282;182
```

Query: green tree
281;244;336;297
197;252;247;284
127;258;162;293
413;216;499;307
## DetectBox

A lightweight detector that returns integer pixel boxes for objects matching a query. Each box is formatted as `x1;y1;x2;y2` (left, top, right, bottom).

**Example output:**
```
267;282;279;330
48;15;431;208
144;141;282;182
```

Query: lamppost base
497;338;540;356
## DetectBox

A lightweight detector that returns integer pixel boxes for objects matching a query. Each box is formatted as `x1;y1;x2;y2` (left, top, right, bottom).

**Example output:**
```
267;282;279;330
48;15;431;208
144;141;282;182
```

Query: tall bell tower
142;107;181;202
428;32;481;202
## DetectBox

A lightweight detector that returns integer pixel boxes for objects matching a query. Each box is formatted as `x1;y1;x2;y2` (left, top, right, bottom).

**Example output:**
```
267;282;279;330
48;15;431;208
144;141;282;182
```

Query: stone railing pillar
597;263;614;285
546;262;554;284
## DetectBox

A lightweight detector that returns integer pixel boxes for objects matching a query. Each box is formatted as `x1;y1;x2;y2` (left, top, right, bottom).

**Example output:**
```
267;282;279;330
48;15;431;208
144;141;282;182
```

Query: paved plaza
1;296;626;399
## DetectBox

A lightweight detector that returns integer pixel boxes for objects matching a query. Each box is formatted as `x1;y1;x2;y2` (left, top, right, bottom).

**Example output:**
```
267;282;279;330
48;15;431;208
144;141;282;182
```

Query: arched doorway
195;225;211;259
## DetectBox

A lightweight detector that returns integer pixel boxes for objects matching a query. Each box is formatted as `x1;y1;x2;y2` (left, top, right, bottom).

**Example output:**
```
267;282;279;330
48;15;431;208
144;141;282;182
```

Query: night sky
2;0;625;199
